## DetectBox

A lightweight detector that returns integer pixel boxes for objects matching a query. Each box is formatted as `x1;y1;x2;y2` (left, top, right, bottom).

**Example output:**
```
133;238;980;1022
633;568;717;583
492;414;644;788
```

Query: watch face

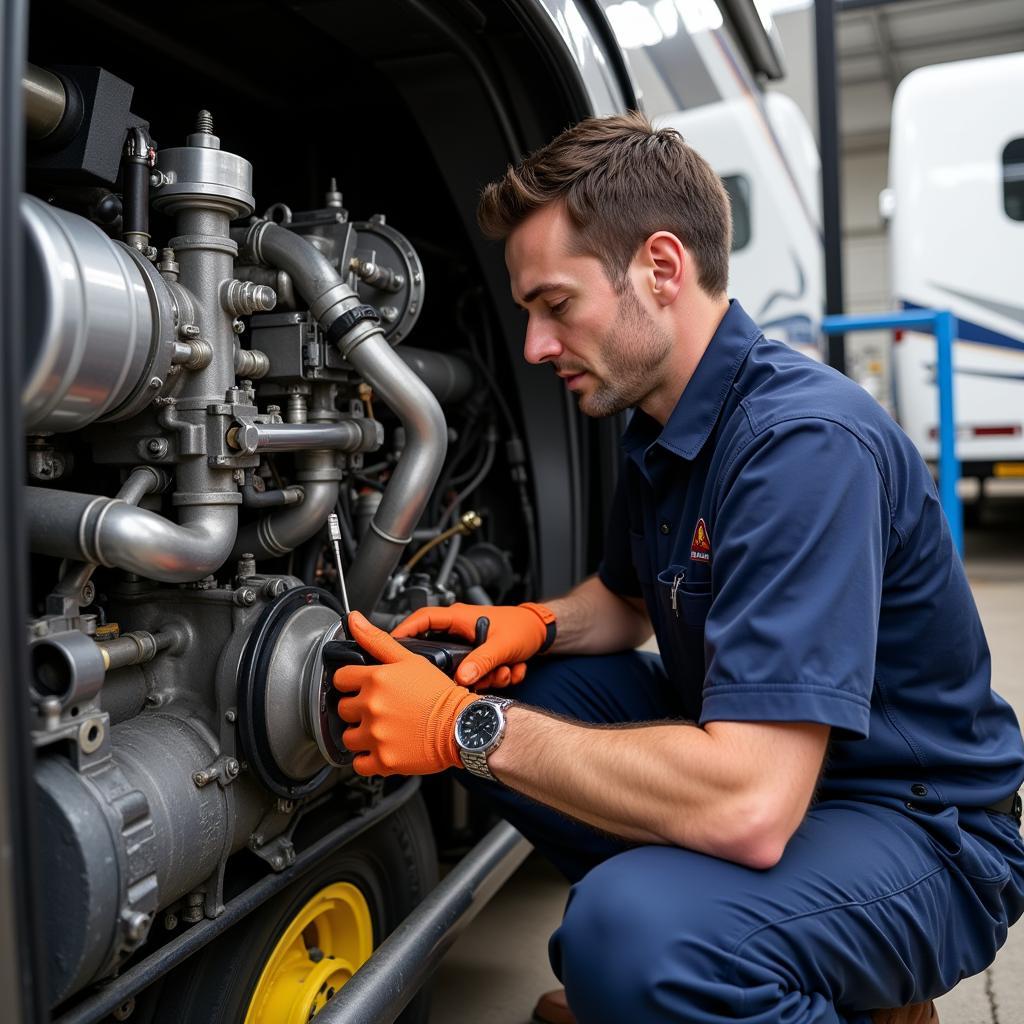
457;702;502;750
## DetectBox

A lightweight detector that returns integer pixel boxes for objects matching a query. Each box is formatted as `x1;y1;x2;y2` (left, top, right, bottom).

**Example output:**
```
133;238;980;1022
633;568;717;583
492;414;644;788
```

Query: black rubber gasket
237;586;342;799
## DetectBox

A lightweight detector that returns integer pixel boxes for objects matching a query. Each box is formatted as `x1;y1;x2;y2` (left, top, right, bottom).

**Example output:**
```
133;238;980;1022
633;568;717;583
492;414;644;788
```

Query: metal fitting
222;278;277;316
234;348;269;379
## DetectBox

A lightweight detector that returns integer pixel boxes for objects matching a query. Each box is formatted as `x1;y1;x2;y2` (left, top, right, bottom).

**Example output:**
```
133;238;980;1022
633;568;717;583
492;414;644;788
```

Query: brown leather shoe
532;988;576;1024
872;1002;939;1024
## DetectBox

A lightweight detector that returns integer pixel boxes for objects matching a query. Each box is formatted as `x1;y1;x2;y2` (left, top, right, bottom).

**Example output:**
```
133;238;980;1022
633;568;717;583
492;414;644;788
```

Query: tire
142;792;438;1024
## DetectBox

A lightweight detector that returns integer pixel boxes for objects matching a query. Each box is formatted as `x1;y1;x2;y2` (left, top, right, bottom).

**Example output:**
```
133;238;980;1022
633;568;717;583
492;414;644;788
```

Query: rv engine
23;104;512;1006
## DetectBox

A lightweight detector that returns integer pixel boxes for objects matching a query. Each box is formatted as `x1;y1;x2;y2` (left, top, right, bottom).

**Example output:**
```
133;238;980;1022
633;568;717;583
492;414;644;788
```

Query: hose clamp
324;305;380;347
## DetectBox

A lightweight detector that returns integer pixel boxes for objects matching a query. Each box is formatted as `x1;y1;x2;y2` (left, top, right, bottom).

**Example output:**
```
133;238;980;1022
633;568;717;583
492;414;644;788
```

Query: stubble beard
577;285;674;418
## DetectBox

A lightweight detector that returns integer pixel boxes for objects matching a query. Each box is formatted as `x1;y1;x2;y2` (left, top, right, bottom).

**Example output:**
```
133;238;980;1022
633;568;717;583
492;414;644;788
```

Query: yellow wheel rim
244;882;374;1024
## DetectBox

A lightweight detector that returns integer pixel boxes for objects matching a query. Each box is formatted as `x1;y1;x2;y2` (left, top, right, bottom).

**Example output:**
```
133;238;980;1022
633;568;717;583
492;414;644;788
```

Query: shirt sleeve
699;417;891;740
597;473;642;598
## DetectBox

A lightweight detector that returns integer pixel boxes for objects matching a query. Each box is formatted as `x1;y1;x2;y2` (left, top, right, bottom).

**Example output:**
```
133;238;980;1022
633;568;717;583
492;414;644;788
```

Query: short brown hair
478;111;731;296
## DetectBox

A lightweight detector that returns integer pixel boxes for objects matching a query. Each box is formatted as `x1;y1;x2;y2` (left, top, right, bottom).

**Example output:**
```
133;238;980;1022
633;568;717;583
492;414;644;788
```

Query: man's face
505;203;673;418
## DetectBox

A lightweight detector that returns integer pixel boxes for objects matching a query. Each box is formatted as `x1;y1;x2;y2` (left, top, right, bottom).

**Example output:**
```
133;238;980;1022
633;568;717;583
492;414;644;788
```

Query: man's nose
523;316;562;365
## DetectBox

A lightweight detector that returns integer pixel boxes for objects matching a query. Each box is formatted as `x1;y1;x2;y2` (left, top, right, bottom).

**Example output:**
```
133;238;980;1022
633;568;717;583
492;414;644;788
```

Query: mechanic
334;112;1024;1024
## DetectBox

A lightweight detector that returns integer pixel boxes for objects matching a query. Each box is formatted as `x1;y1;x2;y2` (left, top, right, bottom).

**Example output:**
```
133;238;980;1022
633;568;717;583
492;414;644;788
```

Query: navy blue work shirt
599;299;1024;808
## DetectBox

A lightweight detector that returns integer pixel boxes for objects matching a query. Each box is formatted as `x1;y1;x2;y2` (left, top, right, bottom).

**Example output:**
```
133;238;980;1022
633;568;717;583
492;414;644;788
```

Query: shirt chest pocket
655;565;713;719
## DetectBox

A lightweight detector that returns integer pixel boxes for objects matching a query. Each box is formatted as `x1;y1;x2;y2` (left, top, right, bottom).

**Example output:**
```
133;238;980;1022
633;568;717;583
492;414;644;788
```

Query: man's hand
334;611;478;776
392;602;556;688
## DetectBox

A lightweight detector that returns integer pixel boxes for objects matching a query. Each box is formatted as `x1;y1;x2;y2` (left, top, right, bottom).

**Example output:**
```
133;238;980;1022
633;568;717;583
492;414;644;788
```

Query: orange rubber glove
334;610;478;777
391;602;556;688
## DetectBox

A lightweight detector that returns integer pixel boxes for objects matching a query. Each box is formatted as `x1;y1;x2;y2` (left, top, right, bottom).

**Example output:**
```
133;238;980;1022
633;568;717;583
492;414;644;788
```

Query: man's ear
642;231;686;306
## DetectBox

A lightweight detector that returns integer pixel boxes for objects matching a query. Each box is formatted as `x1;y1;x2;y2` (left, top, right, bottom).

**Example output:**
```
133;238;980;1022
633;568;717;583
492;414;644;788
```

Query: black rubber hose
121;129;150;242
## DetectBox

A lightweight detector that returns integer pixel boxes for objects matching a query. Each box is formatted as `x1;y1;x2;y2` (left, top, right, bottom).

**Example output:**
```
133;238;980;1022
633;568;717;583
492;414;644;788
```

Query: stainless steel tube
23;63;66;140
231;451;340;560
27;488;237;583
54;467;166;600
228;420;382;455
247;221;448;609
317;823;532;1024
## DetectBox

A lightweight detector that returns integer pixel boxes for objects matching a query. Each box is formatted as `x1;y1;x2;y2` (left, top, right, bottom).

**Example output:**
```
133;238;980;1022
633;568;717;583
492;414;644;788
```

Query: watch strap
457;695;513;781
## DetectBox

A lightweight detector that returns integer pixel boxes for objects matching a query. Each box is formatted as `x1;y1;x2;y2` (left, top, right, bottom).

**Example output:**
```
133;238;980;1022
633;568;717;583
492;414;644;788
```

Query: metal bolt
225;758;240;778
163;911;179;931
233;318;245;334
146;438;168;457
112;997;136;1021
193;770;209;787
124;911;149;943
236;587;257;607
271;854;284;870
148;376;163;390
225;708;237;723
380;305;399;324
195;109;214;134
80;580;97;605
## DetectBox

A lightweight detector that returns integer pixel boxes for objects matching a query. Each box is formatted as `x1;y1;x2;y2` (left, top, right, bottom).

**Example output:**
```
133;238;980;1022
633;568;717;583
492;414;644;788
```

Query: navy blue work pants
461;653;1024;1024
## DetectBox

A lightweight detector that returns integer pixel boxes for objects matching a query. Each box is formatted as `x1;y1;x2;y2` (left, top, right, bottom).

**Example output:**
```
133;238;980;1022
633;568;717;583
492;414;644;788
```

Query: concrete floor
429;493;1024;1024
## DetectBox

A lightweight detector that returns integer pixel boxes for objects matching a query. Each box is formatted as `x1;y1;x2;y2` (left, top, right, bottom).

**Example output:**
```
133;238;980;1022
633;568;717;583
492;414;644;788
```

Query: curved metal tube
248;222;448;609
231;451;339;560
54;467;166;599
27;487;237;583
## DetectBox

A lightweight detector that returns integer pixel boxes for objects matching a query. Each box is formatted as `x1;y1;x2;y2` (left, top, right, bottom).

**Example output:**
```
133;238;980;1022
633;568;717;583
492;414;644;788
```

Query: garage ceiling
836;0;1024;91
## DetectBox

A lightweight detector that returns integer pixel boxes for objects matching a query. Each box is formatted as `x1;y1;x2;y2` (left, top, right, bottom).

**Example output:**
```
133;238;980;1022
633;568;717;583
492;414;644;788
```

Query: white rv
599;0;825;356
888;51;1024;482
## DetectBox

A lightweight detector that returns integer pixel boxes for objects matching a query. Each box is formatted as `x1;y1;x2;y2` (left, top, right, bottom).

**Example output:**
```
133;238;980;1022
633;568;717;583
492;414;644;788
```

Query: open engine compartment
18;1;622;1015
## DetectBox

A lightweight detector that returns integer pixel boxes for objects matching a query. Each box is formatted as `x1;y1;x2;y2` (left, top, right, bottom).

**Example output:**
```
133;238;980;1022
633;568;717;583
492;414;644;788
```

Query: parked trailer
2;2;822;1022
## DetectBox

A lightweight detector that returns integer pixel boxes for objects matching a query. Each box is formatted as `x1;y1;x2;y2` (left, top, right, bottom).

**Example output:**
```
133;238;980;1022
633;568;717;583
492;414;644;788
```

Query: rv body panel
890;51;1024;466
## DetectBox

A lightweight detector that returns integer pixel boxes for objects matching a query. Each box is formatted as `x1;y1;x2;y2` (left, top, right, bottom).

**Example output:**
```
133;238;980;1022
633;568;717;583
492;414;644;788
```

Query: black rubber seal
237;586;342;799
324;304;380;347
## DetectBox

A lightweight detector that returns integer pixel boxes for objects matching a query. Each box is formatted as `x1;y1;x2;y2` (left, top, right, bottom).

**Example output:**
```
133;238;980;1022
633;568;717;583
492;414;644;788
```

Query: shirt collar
622;299;762;469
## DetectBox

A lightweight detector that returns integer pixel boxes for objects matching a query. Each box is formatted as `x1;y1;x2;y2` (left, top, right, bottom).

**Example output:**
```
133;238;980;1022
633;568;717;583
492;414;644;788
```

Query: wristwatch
454;695;514;781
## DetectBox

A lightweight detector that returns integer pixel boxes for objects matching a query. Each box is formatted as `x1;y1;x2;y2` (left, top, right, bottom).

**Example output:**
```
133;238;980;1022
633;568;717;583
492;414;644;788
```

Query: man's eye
550;299;569;316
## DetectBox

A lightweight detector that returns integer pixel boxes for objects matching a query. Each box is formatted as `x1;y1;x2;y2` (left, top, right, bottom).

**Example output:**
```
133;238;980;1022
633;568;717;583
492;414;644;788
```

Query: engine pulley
237;586;350;799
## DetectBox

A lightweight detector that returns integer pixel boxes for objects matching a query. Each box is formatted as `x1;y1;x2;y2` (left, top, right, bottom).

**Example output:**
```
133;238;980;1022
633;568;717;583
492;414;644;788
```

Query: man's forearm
487;706;829;869
544;575;651;655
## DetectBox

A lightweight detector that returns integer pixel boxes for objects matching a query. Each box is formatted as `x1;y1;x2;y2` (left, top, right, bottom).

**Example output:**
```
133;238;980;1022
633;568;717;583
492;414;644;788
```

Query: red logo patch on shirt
690;518;711;562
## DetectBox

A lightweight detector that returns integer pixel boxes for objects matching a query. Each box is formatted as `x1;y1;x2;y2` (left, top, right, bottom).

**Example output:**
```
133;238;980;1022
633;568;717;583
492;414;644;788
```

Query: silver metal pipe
27;488;237;583
227;420;382;455
231;451;340;560
23;63;66;140
247;221;448;609
54;467;167;601
317;823;531;1024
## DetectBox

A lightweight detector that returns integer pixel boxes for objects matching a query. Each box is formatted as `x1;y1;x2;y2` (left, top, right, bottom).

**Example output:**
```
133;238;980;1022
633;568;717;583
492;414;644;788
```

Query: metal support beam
815;0;846;371
317;822;532;1024
1;1;49;1020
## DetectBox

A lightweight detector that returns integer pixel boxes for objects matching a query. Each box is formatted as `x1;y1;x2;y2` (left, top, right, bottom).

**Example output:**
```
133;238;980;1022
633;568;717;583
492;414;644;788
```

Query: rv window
722;174;752;251
1004;138;1024;222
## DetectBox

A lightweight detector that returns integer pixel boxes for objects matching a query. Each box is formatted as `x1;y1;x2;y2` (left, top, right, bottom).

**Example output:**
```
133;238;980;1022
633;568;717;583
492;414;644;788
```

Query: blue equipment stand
821;310;963;556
